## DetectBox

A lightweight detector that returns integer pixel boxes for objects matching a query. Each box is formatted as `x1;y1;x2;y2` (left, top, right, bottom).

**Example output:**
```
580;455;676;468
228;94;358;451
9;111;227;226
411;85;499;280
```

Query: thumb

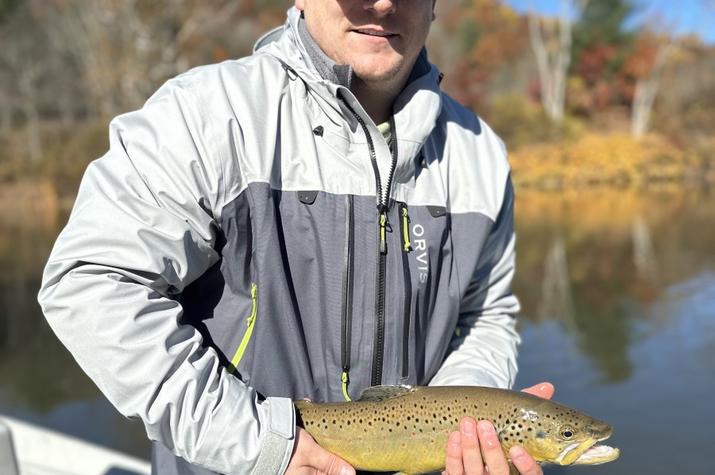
313;451;355;475
521;382;555;400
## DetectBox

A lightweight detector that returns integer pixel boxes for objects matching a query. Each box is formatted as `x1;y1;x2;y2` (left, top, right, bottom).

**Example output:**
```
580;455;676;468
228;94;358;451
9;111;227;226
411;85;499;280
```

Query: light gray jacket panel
38;7;520;475
38;67;296;475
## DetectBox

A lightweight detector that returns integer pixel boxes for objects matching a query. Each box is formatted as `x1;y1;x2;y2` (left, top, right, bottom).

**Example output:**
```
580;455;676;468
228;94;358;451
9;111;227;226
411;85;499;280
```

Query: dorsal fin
358;385;416;402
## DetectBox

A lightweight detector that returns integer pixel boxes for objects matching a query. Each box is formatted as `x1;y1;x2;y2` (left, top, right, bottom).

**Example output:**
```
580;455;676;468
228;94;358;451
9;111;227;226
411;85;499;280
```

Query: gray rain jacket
38;8;520;475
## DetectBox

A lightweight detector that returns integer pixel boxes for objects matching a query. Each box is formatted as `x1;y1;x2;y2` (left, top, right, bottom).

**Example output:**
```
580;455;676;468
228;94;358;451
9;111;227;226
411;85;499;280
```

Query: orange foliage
618;31;667;102
438;0;526;109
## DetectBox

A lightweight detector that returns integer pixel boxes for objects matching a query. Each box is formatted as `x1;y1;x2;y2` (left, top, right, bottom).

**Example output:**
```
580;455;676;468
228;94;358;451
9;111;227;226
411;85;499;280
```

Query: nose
364;0;397;15
589;420;613;439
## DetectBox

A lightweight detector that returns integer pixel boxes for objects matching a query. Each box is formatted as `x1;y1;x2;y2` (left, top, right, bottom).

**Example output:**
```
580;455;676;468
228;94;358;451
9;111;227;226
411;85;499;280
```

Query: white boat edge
0;414;151;475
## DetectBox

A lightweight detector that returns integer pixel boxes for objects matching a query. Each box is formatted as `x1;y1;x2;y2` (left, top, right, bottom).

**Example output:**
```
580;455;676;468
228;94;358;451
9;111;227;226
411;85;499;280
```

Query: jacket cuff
251;397;295;475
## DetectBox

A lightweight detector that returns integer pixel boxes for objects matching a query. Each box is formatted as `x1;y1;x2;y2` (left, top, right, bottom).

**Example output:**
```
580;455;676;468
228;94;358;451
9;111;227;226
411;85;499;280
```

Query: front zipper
229;282;258;373
342;98;398;387
340;195;355;401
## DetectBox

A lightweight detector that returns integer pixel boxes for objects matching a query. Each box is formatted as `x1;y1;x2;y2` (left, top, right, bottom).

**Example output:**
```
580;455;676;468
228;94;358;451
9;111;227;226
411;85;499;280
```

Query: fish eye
560;426;574;439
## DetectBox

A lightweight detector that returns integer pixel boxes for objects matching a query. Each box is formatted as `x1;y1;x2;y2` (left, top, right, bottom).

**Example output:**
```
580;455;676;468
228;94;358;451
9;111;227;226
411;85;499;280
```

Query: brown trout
295;385;619;474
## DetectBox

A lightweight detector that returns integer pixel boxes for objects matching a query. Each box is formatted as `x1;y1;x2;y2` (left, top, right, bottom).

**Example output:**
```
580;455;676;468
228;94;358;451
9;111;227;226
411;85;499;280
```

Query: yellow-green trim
401;206;411;252
341;371;352;401
229;283;258;373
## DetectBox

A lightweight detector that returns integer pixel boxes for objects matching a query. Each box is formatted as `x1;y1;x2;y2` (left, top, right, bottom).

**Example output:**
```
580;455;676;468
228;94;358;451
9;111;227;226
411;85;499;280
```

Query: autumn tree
625;31;673;137
570;0;636;112
432;0;526;110
527;0;588;123
0;0;52;163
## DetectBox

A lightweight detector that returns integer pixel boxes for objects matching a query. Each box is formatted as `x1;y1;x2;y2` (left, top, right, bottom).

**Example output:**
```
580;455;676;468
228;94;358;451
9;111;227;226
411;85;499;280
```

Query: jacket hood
254;7;444;185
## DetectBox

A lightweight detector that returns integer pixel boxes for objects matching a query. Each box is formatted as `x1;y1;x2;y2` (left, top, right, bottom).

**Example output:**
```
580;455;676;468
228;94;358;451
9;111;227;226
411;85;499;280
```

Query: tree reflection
515;186;715;383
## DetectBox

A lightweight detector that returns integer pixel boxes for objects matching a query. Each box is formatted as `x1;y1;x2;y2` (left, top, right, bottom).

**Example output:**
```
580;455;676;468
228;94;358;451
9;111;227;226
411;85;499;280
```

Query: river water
1;186;713;474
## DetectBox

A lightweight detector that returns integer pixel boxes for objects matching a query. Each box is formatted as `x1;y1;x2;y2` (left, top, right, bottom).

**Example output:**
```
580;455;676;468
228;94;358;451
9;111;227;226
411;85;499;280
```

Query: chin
352;57;405;83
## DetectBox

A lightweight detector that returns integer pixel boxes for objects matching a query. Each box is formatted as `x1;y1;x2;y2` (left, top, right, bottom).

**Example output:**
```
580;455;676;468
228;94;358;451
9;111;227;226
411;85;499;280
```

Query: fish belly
313;430;449;474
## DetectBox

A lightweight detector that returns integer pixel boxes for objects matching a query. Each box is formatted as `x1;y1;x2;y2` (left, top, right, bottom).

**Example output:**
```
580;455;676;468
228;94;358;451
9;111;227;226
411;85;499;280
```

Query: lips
353;28;397;38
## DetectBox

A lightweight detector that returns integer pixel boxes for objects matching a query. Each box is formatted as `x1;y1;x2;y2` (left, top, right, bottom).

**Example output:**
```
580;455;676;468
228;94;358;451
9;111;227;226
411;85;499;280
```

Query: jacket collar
255;8;443;183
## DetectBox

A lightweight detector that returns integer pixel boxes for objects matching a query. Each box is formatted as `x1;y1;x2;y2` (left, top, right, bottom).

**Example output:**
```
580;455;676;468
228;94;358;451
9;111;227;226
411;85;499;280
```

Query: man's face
295;0;436;84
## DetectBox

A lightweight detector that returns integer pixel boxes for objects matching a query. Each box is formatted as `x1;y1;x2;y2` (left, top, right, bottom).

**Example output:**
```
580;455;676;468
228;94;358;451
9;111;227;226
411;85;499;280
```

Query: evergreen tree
572;0;638;78
0;0;21;23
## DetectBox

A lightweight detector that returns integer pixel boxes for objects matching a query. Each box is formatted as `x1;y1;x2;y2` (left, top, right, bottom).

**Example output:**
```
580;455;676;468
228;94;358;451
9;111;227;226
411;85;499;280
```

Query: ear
295;0;305;11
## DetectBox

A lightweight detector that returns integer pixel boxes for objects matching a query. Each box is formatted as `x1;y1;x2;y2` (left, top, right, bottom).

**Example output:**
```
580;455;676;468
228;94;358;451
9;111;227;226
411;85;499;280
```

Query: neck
352;76;406;125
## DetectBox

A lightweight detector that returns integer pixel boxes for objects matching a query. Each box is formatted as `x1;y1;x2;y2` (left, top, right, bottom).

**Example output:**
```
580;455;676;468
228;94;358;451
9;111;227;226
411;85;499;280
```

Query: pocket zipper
229;282;258;373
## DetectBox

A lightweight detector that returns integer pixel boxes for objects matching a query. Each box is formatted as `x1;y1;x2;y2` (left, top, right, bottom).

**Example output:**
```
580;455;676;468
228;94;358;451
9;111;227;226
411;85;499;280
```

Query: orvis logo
412;224;429;284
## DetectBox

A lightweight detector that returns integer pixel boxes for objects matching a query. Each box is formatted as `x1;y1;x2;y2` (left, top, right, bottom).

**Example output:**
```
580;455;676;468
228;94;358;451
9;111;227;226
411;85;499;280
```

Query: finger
509;446;543;475
520;382;554;400
444;431;464;475
306;440;354;475
477;420;510;475
459;417;484;475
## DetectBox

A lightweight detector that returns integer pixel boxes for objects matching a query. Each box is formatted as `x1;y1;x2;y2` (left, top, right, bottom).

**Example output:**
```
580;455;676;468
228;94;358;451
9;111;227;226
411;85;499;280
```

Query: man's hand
442;382;555;475
285;427;356;475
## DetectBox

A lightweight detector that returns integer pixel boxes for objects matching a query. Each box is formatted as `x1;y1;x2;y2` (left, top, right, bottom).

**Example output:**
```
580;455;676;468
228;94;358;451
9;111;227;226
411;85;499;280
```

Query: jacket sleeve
37;76;295;475
429;178;521;389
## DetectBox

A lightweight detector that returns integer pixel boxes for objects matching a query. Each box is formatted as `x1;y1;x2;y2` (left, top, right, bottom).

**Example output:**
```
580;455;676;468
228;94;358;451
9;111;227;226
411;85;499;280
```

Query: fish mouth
558;436;620;465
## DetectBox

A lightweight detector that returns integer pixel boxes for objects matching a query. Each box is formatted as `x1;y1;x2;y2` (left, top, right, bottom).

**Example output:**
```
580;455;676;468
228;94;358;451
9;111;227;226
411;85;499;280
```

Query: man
38;1;551;474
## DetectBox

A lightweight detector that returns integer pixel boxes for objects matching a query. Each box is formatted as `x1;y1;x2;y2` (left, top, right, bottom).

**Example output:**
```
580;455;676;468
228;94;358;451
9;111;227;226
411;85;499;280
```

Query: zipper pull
247;283;258;326
341;370;352;401
379;210;388;254
401;204;411;252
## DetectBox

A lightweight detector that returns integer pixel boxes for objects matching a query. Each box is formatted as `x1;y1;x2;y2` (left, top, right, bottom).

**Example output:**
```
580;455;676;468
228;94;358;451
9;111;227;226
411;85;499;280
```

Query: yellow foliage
0;180;60;230
510;133;696;189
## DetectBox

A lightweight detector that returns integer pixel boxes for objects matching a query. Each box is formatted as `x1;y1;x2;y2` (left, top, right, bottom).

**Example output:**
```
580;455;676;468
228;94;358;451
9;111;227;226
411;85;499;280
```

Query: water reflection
0;215;150;458
514;186;715;383
0;185;713;472
513;186;715;474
